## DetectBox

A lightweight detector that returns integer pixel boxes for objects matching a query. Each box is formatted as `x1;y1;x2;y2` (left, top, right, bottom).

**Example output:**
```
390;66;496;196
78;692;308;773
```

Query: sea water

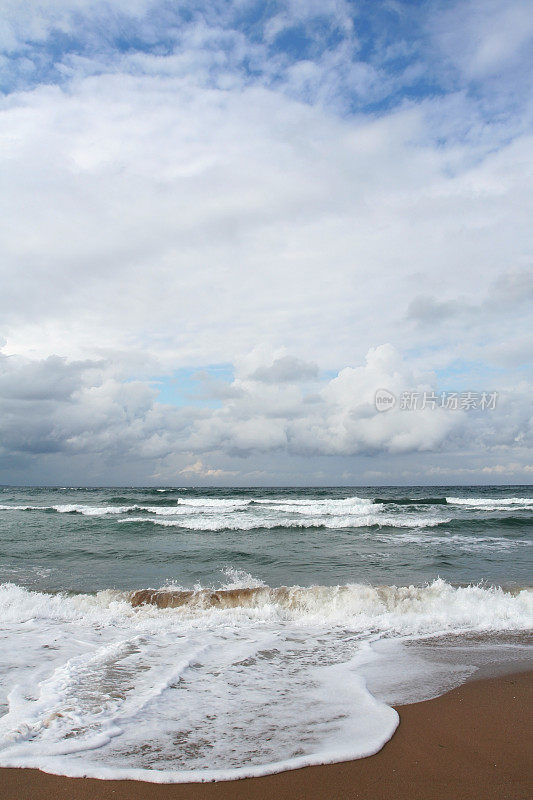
0;485;531;781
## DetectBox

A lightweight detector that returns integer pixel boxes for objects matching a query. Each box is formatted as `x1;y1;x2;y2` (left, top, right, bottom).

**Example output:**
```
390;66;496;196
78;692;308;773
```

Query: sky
0;0;532;486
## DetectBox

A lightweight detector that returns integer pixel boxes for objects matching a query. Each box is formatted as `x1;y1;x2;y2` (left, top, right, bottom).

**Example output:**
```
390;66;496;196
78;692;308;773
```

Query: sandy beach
1;669;531;800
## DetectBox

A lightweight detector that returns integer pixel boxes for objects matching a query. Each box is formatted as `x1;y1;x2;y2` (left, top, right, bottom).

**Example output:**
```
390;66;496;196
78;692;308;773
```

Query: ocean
0;485;531;781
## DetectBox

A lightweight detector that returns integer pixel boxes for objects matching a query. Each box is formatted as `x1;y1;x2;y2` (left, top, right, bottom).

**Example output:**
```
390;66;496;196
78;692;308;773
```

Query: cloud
248;355;318;383
0;354;102;400
0;1;531;484
432;0;533;80
1;71;531;375
179;459;237;478
1;345;531;485
407;269;533;329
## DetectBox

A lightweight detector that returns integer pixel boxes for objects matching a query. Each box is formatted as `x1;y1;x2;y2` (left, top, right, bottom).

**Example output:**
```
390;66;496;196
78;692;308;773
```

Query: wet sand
1;670;531;800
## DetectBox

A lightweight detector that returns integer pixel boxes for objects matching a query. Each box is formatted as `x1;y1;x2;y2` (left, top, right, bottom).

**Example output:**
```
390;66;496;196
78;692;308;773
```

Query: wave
172;497;251;508
447;497;533;509
117;514;450;530
0;503;198;517
373;497;448;505
1;497;530;538
0;579;530;784
2;494;531;520
1;578;531;631
0;501;452;528
251;497;371;506
0;501;249;516
127;581;533;619
0;504;134;515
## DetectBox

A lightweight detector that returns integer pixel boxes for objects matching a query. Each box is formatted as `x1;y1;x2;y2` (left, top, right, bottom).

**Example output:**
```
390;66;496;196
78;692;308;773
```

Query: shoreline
1;669;531;800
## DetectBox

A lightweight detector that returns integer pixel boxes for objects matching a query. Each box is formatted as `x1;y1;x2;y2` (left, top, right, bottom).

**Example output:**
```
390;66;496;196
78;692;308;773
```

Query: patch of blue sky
149;363;234;408
2;0;528;140
435;360;507;392
270;20;346;60
0;2;434;101
320;368;339;381
146;363;333;408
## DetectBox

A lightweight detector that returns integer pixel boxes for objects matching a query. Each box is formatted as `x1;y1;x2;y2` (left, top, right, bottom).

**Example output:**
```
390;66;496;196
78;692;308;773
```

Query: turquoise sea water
0;485;531;781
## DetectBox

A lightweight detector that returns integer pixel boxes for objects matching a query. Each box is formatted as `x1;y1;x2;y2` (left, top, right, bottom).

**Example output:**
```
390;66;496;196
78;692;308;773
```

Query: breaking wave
0;578;531;783
447;497;533;509
126;580;533;627
373;497;448;505
1;577;531;636
117;514;450;530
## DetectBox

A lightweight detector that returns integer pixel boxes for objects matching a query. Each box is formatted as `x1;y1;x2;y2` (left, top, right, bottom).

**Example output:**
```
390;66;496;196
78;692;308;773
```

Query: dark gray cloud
406;296;460;324
0;355;103;401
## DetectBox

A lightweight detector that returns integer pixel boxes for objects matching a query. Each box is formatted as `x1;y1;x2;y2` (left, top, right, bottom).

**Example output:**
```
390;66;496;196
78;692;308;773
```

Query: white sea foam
0;504;133;515
117;513;450;530
174;498;251;508
0;505;44;511
53;504;132;515
219;567;267;589
0;497;377;518
0;579;530;782
447;497;533;509
2;494;529;527
1;578;531;631
0;501;245;516
252;496;373;507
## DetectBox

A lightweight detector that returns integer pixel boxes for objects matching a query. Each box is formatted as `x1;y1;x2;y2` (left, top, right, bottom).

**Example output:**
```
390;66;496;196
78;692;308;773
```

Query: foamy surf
0;579;531;782
0;485;531;781
126;580;533;622
447;497;533;509
1;493;530;534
